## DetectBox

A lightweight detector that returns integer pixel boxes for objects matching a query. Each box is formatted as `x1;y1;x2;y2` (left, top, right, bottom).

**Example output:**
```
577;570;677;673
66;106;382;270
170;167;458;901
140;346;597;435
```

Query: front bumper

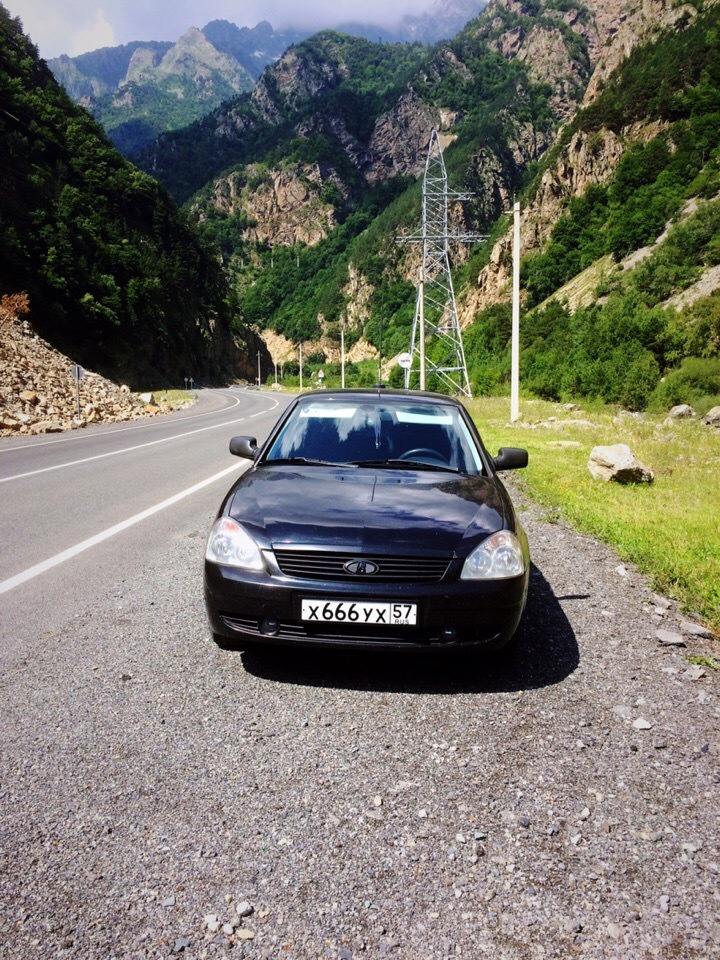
204;556;529;652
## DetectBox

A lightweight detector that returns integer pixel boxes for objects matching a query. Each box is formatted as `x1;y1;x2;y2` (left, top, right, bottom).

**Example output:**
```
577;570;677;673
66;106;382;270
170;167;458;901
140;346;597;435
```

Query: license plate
301;599;417;626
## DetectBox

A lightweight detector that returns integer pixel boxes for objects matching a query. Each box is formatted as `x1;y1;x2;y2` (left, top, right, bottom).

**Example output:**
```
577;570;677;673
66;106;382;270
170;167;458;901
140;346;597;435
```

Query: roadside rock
588;444;654;483
667;403;695;419
0;315;168;437
701;406;720;429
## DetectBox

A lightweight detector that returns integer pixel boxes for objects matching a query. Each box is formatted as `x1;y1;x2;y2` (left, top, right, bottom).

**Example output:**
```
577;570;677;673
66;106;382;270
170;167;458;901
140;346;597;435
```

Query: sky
7;0;437;59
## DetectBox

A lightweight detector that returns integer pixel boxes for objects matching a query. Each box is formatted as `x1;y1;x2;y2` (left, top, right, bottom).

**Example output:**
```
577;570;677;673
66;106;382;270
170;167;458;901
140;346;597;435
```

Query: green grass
466;395;720;635
152;390;196;407
686;655;719;670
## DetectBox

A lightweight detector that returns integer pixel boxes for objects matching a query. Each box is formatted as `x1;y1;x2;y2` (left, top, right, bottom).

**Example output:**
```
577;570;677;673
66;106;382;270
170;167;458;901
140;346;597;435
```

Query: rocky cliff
201;163;350;247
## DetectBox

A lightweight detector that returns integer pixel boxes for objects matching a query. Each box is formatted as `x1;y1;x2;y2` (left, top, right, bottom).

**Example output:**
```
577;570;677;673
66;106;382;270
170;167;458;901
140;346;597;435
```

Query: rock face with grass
588;444;654;483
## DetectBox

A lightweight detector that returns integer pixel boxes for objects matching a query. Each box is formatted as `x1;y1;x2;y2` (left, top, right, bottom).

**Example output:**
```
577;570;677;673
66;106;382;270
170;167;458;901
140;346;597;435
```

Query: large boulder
701;406;720;429
667;404;695;419
588;444;654;484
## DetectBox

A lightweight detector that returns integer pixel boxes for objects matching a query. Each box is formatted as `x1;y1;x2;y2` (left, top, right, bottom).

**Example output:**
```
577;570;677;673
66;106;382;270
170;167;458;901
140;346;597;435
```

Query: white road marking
0;390;242;453
0;396;280;484
0;463;248;596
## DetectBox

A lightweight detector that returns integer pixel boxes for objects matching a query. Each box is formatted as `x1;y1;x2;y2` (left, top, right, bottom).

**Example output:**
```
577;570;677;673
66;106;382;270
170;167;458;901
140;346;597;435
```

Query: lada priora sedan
204;389;529;651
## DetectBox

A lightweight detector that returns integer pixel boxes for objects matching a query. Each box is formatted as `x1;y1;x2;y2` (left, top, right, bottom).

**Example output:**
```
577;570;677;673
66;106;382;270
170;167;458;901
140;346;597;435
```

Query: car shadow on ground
239;564;579;695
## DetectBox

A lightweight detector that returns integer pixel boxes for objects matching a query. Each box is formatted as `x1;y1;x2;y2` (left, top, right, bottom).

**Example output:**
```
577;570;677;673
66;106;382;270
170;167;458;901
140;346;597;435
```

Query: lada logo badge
344;559;379;575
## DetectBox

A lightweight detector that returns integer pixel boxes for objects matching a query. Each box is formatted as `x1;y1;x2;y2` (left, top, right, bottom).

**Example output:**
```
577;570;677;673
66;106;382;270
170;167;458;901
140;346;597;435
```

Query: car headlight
461;531;525;580
205;517;265;571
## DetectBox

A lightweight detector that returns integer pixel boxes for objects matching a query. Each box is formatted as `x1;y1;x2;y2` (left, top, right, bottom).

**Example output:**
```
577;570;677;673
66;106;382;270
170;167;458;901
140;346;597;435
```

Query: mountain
49;40;174;100
200;19;311;77
47;21;309;156
142;0;720;410
0;4;260;389
142;0;595;346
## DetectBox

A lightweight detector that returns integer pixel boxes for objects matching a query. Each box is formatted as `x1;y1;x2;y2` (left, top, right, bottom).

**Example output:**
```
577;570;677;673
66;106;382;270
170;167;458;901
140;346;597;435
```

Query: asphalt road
0;388;289;654
0;391;718;960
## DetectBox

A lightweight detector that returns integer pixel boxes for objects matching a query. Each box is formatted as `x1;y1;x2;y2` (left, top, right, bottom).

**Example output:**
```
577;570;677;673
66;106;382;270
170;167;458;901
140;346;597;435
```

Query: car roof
295;388;465;407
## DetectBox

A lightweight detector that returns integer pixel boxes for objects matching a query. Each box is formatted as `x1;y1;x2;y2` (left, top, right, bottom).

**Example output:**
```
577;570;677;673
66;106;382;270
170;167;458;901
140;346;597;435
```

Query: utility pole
511;200;521;422
257;351;261;388
299;343;303;390
419;268;426;391
274;361;278;386
399;131;486;396
341;326;346;389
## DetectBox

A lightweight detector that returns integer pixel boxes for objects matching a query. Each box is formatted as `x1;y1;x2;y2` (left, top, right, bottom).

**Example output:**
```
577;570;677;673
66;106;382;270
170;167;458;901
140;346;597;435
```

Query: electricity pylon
400;130;486;396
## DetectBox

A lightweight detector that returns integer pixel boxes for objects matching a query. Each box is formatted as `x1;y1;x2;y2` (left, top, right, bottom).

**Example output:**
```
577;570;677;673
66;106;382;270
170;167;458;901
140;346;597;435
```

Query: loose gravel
0;492;718;959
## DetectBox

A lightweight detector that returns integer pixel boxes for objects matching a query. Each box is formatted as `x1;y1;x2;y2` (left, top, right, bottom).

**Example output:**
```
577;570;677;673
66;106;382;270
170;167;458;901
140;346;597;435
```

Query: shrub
649;356;720;411
620;349;661;410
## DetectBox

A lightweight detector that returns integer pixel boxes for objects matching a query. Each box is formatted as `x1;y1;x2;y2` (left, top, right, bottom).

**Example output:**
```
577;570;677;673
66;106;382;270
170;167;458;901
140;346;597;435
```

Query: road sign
70;365;84;418
398;353;412;370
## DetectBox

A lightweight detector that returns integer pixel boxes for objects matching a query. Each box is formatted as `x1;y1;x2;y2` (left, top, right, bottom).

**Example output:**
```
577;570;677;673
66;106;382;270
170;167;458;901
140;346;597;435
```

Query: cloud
69;9;116;55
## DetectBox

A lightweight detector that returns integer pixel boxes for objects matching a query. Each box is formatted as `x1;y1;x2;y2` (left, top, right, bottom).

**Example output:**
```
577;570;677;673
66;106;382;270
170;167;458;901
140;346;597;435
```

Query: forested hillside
145;33;431;204
0;5;256;388
471;1;720;410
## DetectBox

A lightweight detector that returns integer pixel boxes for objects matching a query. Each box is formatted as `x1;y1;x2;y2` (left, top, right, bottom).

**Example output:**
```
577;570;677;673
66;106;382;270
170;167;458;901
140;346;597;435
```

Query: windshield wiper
265;457;355;468
350;459;460;474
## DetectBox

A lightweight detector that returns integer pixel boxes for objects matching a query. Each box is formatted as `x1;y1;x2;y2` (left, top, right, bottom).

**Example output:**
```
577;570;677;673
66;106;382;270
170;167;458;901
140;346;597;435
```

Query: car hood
227;465;507;556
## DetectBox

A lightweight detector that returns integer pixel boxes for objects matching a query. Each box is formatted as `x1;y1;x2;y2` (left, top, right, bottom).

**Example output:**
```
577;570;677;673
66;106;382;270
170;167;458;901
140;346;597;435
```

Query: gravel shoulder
0;489;718;960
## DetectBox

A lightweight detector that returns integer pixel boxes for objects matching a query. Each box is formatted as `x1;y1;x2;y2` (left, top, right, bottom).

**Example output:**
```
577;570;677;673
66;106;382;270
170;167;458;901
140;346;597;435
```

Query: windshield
265;397;484;475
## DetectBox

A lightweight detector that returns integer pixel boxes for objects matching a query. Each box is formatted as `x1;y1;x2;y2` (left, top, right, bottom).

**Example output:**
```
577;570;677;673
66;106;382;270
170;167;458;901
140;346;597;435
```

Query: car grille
272;549;451;583
220;615;451;646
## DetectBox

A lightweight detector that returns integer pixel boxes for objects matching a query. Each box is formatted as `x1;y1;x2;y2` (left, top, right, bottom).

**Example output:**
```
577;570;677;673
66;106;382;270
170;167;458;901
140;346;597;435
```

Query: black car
204;389;529;652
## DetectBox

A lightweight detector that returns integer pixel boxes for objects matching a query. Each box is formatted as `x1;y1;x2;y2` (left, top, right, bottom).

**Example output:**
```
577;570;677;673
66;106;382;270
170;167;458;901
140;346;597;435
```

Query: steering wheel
398;447;448;465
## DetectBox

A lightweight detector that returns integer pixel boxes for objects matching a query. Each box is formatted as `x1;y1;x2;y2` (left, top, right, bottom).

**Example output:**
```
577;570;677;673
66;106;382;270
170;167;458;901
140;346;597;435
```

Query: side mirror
229;436;259;460
493;447;528;471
